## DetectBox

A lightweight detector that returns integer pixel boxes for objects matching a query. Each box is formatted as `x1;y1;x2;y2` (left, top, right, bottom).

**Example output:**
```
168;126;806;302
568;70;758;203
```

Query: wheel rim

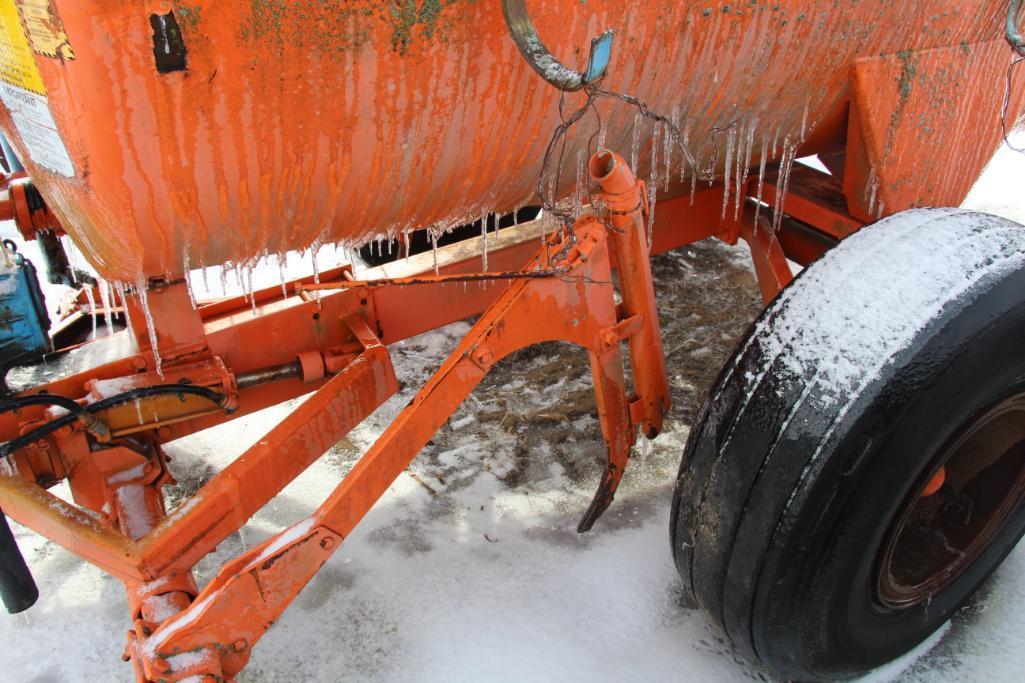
876;393;1025;610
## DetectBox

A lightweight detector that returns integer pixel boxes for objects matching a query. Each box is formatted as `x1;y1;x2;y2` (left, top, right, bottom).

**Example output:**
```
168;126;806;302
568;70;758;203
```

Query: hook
501;0;613;91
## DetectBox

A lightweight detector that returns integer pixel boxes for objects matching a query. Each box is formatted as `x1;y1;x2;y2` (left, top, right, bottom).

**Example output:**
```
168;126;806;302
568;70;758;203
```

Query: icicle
219;263;228;297
310;246;322;304
735;123;756;221
680;123;692;184
277;252;288;299
201;264;209;294
732;129;744;221
135;398;144;425
403;228;411;262
597;121;607;151
247;265;257;314
865;168;879;218
662;120;673;192
646;179;658;248
630;110;643;172
83;286;97;340
480;213;489;272
689;157;699;206
772;138;797;233
117;283;136;344
234;263;245;301
876;200;886;220
754;132;770;227
431;228;439;275
136;276;163;378
98;279;115;333
721;128;736;220
62;235;78;284
574;148;586;218
182;246;196;309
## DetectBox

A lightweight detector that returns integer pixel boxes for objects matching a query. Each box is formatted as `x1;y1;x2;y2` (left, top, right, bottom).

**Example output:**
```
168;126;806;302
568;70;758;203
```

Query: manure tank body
0;1;1017;281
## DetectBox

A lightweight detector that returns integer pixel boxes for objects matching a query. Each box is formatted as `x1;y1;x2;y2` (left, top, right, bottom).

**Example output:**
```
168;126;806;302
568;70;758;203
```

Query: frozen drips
754;131;770;227
182;245;196;309
83;286;97;340
115;282;136;346
277;252;288;299
98;279;115;333
721;127;737;221
135;276;163;379
630;110;643;172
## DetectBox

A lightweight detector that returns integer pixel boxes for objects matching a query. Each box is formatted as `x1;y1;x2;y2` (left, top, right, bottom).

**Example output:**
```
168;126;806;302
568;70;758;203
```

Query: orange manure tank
0;0;1021;281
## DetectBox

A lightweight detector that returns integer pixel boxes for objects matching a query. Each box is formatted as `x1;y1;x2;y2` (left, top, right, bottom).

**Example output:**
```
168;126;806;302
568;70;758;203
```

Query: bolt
320;536;335;550
133;356;148;370
473;348;494;367
233;639;248;652
602;329;619;347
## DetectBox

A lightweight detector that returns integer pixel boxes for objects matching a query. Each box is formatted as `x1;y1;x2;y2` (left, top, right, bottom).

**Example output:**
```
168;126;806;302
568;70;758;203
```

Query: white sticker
0;82;73;177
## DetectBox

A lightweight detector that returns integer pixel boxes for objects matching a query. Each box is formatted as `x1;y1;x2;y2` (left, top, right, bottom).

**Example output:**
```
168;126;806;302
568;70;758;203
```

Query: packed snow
0;135;1024;681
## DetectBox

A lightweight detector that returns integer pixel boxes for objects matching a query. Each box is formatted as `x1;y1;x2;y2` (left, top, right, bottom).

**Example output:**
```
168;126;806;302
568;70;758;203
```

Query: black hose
0;384;230;458
0;394;89;419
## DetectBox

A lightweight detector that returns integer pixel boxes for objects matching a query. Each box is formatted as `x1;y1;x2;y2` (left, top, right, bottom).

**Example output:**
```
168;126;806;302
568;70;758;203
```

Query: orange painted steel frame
3;27;1024;681
0;151;676;682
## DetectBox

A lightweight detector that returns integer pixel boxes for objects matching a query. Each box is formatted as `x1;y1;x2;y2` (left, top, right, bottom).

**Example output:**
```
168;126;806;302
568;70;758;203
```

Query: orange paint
0;1;1018;281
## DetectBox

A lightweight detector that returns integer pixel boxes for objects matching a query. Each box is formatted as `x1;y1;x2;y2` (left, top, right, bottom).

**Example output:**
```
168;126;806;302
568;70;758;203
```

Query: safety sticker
0;0;74;176
19;0;74;60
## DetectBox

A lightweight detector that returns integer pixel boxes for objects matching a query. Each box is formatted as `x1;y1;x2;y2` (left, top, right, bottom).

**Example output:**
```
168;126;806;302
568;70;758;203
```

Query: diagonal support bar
139;217;639;681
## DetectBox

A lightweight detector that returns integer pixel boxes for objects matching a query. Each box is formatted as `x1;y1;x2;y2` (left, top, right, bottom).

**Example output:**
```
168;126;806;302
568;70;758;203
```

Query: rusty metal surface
0;1;1017;281
845;39;1025;220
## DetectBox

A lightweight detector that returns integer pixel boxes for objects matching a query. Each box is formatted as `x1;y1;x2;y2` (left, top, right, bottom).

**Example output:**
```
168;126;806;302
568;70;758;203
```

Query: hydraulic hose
0;393;109;441
0;384;230;458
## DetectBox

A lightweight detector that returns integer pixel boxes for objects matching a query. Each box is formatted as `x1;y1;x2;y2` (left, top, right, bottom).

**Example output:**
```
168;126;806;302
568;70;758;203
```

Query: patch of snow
740;209;1025;411
249;517;318;567
90;376;138;398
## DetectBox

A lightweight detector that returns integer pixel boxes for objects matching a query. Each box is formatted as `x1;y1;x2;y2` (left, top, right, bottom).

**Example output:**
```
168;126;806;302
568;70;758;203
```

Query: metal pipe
236;361;302;390
589;151;670;439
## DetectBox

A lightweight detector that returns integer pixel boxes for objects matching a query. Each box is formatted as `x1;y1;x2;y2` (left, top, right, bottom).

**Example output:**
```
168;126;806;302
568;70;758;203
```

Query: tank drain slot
149;11;187;74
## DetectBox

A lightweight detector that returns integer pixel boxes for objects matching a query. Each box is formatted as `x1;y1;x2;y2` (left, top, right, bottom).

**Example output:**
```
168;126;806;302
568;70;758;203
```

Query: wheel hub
876;393;1025;609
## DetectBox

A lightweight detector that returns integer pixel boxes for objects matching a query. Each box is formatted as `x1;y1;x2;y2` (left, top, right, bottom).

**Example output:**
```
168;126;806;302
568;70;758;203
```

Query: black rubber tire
670;208;1025;680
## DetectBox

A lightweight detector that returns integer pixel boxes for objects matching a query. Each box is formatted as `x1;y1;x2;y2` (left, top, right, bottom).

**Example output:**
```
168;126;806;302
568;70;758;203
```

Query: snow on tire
670;208;1025;680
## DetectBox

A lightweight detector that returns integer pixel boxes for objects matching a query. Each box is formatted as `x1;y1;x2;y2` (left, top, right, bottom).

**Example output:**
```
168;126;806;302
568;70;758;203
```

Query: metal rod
236;361;302;390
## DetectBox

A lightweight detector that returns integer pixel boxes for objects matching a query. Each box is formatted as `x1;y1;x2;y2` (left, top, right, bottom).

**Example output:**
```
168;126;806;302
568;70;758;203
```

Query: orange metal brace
741;214;795;305
130;155;665;681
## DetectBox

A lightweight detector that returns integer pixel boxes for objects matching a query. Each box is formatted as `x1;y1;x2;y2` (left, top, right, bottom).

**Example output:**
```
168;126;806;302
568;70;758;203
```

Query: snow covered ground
2;134;1025;682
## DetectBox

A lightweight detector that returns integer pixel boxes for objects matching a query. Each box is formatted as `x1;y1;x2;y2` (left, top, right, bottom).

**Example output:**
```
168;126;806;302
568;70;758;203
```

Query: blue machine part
1;241;50;367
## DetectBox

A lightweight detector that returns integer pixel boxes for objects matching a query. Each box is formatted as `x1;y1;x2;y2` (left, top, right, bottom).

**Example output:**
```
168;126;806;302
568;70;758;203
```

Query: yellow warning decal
19;0;73;61
0;0;45;95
